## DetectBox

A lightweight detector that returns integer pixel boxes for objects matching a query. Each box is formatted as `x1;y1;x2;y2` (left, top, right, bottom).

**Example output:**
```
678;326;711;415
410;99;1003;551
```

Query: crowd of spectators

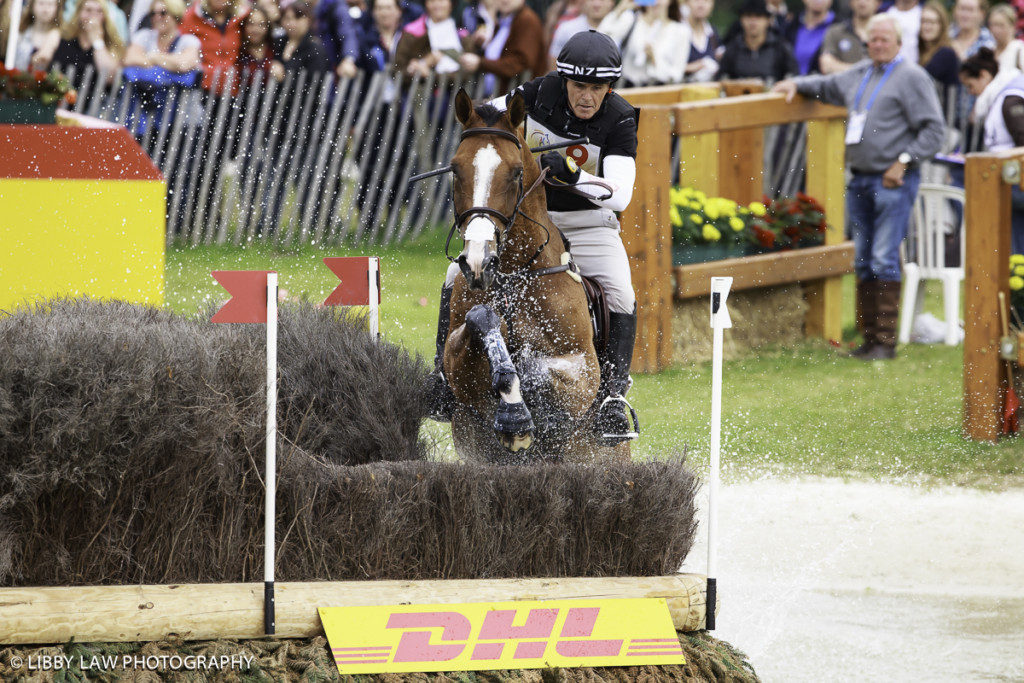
7;0;1024;97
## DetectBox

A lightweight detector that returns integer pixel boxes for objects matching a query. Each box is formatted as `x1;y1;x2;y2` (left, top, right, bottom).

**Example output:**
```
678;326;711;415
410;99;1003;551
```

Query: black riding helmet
555;30;622;84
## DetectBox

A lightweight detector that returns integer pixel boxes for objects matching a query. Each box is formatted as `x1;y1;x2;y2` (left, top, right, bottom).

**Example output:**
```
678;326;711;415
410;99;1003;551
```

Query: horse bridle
444;127;551;271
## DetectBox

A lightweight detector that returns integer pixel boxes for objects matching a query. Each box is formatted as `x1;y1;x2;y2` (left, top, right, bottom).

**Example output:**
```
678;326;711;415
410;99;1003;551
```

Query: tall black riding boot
426;284;456;421
595;310;639;443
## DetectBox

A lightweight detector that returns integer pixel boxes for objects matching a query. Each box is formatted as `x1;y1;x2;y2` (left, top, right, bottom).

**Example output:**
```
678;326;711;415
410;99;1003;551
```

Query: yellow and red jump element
0;125;165;311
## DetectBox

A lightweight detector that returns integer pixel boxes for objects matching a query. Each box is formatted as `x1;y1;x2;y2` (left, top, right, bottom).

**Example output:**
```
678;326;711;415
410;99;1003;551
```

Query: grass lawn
166;234;1022;485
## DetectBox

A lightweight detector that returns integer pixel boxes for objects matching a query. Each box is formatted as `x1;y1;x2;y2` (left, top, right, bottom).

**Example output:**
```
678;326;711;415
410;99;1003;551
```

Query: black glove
540;151;581;185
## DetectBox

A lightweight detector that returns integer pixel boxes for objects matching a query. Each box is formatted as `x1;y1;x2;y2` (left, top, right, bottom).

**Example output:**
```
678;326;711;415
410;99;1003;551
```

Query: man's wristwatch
897;152;912;165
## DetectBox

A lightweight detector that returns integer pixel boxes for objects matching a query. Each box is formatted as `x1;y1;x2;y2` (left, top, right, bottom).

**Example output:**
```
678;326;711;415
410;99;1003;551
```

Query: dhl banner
319;598;683;675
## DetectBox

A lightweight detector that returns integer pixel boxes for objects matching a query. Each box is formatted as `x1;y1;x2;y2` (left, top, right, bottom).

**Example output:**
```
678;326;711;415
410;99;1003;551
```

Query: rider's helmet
555;30;622;84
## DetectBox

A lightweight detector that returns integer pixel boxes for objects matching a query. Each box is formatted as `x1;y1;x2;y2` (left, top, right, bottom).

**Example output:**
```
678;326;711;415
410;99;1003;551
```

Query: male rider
428;30;640;444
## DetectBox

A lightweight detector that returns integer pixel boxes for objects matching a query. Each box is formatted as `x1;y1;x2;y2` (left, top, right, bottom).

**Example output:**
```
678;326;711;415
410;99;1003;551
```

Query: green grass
167;234;1022;485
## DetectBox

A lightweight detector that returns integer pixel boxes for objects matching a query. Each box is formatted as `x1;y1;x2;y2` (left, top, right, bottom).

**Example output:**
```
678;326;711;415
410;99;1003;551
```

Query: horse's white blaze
472;143;501;206
462;144;502;280
500;375;524;405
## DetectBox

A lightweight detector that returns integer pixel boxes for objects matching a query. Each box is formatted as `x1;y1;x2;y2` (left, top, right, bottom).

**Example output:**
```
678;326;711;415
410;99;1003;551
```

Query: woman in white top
14;0;62;70
122;0;200;73
682;0;719;81
987;3;1024;72
599;0;689;86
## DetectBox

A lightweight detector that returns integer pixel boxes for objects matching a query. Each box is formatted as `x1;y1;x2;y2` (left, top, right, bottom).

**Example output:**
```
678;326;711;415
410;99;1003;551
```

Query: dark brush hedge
0;299;697;586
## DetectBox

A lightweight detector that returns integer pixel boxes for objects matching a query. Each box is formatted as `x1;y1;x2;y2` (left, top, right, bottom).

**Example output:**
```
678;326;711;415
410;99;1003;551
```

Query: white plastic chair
899;184;966;346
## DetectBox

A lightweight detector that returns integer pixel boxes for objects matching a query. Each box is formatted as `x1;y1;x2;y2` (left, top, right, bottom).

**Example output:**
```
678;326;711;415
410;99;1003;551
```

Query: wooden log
804;118;848;341
673;242;855;299
963;153;1013;441
0;575;711;645
621;83;718;106
674;94;846;135
621;106;674;372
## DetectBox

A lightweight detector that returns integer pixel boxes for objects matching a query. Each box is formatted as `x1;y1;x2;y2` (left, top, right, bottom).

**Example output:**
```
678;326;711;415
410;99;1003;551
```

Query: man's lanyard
852;57;902;113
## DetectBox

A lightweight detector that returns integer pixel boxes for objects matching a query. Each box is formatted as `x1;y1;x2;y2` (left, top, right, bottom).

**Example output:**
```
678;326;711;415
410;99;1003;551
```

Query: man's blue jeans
846;169;921;281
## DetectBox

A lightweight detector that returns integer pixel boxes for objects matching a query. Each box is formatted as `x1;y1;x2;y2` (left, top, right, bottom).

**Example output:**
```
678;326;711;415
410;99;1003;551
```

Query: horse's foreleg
464;304;535;451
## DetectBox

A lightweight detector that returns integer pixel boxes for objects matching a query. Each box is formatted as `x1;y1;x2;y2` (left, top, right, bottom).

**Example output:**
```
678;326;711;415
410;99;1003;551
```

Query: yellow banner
319;598;683;675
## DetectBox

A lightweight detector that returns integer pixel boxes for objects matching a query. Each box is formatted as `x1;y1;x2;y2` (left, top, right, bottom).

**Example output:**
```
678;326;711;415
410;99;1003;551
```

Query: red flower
34;70;46;82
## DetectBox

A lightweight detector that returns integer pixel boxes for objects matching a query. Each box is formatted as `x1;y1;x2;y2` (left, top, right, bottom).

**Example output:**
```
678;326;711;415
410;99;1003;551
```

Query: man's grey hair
866;13;903;44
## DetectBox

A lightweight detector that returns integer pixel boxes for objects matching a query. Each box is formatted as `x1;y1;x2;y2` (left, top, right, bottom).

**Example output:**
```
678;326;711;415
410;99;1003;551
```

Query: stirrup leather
597;394;639;441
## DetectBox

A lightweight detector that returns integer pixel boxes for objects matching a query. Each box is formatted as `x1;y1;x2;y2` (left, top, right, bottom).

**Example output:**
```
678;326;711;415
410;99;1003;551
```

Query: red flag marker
211;270;275;323
323;257;380;306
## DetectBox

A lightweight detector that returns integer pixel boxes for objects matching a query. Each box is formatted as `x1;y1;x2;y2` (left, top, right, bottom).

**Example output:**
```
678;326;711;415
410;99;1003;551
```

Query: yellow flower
702;225;722;241
704;204;720;220
1015;264;1024;277
693;190;707;203
1011;254;1024;265
1011;276;1024;291
670;188;685;205
729;216;745;232
748;201;767;216
670;205;683;227
690;213;703;224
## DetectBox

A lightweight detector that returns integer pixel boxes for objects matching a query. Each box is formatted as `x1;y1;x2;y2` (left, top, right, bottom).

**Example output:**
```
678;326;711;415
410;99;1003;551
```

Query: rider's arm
573;155;635;213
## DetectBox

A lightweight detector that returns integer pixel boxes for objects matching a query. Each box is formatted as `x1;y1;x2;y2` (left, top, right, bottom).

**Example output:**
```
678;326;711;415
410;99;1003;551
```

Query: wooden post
676;86;720;195
620;106;674;372
717;128;763;205
804;118;847;341
963;154;1012;441
0;575;712;645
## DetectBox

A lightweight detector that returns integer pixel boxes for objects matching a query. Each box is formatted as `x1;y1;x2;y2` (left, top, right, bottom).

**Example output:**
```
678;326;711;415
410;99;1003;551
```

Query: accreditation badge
846;111;867;145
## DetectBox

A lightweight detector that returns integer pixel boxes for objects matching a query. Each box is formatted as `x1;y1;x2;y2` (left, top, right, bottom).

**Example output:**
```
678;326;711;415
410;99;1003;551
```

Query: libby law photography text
10;653;256;672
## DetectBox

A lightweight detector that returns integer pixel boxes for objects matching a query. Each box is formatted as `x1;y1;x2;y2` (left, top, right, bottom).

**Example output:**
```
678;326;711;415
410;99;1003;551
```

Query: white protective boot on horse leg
426;284;456;422
595;309;639;444
463;303;536;452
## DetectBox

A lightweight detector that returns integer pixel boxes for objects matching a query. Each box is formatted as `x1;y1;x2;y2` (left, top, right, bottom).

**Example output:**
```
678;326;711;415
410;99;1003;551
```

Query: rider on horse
428;29;640;444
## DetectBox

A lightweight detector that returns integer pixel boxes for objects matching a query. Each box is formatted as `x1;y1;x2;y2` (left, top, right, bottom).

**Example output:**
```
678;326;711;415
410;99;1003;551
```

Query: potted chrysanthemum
0;65;73;124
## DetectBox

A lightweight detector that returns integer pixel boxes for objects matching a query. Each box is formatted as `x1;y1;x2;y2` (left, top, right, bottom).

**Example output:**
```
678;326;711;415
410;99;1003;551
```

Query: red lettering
386;612;470;663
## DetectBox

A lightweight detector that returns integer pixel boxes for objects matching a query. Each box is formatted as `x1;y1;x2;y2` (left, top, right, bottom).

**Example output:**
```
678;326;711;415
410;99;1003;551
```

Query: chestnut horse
441;89;627;463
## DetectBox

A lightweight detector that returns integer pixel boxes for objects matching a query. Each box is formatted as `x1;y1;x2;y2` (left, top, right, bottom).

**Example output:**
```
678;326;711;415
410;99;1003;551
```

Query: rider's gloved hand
540;152;581;185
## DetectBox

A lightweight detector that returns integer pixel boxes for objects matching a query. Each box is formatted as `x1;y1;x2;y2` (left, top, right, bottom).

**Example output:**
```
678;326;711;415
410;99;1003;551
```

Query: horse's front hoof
494;399;534;450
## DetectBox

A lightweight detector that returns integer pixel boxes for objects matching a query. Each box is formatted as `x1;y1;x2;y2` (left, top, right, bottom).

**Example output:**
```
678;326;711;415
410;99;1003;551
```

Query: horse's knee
465;304;500;337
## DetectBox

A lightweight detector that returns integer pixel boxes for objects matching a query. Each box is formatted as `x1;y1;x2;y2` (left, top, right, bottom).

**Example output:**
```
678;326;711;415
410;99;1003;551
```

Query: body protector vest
514;72;640;213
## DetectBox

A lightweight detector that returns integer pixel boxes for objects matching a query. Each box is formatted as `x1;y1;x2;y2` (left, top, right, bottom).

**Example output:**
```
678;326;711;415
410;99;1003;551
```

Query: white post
264;272;278;635
368;257;379;339
4;0;25;69
707;276;732;630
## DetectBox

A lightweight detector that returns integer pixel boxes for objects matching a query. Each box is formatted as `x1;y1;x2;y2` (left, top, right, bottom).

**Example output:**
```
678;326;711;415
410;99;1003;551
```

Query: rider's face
566;80;611;120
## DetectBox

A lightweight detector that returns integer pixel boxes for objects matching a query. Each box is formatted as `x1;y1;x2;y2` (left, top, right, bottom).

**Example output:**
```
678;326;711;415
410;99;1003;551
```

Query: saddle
580;274;610;354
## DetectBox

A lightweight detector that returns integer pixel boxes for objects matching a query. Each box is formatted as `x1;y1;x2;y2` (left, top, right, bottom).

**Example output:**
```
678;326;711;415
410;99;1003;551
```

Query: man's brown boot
850;279;878;358
859;280;900;360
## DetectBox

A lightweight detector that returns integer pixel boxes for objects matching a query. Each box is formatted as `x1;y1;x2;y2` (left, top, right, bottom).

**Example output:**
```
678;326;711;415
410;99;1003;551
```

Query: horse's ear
507;90;526;128
455;88;473;125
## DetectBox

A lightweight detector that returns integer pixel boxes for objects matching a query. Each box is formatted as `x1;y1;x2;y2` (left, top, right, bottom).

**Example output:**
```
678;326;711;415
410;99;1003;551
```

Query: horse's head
451;87;530;291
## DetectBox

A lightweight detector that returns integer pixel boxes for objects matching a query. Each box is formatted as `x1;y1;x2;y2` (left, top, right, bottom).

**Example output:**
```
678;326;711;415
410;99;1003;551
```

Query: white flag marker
707;275;732;630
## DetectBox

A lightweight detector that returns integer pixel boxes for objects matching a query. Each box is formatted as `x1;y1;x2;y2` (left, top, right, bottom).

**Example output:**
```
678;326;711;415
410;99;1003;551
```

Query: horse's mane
474;103;506;127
